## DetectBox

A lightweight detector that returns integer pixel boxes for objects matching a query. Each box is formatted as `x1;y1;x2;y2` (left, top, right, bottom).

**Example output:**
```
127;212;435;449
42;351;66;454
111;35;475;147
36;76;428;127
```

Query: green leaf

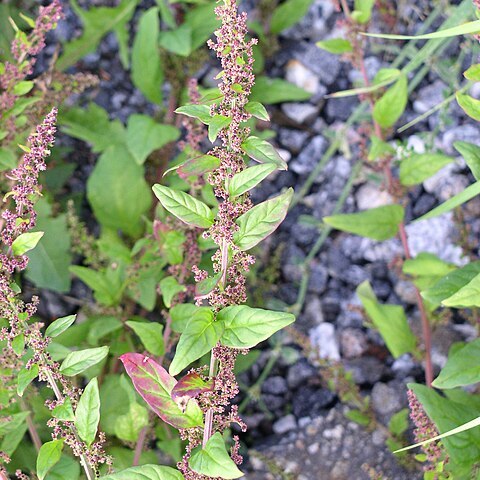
167;154;221;178
365;19;480;40
60;346;109;376
169;309;223;376
120;353;203;429
170;304;209;334
389;409;409;436
270;0;314;33
250;76;311;104
126;115;179;165
433;339;480;389
324;204;404;241
184;2;220;50
175;104;211;124
13;80;34;96
464;63;480;81
70;266;124;307
407;383;480;474
114;402;149;442
403;252;455;279
234;188;293;250
195;271;222;298
357;281;416;358
442;272;480;307
75;378;100;446
208;115;231;143
45;315;77;338
0;147;16;170
87;145;151;237
241;136;287;170
159;23;192;56
46;454;80;480
100;375;135;434
456;92;480;121
159;276;187;308
399;153;454;186
152;184;214;229
100;464;184;480
351;0;375;23
87;316;122;345
316;38;353;54
126;320;164;356
36;440;64;480
57;0;137;71
52;398;75;422
245;101;269;121
189;432;243;479
454;141;480;180
17;364;38;397
218;305;295;349
60;103;125;153
368;135;395;161
228;163;276;197
422;262;480;306
373;74;408;128
12;231;43;255
25;200;72;293
131;7;163;104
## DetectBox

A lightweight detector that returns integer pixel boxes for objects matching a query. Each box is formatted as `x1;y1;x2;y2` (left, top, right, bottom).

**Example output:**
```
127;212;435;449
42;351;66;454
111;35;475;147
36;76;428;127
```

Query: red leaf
119;353;204;429
171;372;214;412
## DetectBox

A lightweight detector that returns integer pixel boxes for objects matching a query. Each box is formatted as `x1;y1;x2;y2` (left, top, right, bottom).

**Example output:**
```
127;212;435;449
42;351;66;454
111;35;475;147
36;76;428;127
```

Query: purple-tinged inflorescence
178;1;258;478
407;389;448;472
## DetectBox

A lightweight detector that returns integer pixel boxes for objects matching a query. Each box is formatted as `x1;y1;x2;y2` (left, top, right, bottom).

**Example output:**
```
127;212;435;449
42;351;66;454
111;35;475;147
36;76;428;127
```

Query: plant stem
133;426;148;466
202;353;217;448
25;411;42;452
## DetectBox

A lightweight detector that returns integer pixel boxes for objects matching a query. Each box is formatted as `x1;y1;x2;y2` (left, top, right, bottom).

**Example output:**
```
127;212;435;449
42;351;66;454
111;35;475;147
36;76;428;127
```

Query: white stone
355;183;393;210
285;59;321;95
309;322;340;361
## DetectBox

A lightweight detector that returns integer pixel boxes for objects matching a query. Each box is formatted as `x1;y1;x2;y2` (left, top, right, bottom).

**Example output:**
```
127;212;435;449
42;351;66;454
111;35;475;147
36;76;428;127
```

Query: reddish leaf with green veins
119;353;204;429
171;372;214;412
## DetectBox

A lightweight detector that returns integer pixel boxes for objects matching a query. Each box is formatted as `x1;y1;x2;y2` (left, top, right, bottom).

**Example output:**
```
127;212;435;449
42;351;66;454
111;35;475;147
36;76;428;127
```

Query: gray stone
278;128;310;154
285;59;321;95
309;322;340;361
355;183;393;210
442;124;480;154
292;42;341;86
287;360;317;389
282;102;320;124
326;96;358;121
347;56;381;84
290;135;327;175
413;80;448;114
304;296;324;325
394;280;418;305
344;357;385;385
262;376;288;396
293;386;335;417
340;328;368;359
273;414;297;435
307;263;328;294
371;383;403;416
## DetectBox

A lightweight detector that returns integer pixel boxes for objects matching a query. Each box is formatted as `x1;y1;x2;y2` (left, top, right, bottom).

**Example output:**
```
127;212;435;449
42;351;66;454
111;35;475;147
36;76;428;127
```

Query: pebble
282;102;320;124
290;135;328;175
413;80;448;114
340;328;368;359
309;322;340;361
355;183;393;210
273;414;298;435
287;360;317;389
371;382;404;416
262;376;288;396
285;59;321;95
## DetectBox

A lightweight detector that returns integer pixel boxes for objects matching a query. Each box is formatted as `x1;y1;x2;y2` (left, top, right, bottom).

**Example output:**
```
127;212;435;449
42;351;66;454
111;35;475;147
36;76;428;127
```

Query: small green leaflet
372;74;408;129
159;276;187;308
52;398;75;422
454;141;480;180
59;346;109;376
36;439;64;480
250;76;311;104
457;92;480;122
421;262;480;306
465;63;480;81
245;101;269;121
208;115;231;143
316;38;353;54
357;281;416;358
131;7;163;104
13;81;34;96
241;136;288;170
352;0;375;23
175;104;211;124
234;188;293;250
75;378;101;446
170;304;210;334
228;163;276;197
153;184;214;229
45;315;77;338
169;309;223;376
399;153;454;186
218;305;295;349
114;402;149;442
100;464;184;479
126;320;164;356
416;180;480;221
364;19;480;40
324;204;404;241
442;272;480;308
432;339;480;389
270;0;314;34
189;432;243;479
11;231;44;256
17;364;39;396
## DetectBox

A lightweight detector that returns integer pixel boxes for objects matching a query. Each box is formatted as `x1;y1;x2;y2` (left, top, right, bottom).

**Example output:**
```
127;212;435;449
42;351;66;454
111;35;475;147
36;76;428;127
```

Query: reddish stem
133;426;148;466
